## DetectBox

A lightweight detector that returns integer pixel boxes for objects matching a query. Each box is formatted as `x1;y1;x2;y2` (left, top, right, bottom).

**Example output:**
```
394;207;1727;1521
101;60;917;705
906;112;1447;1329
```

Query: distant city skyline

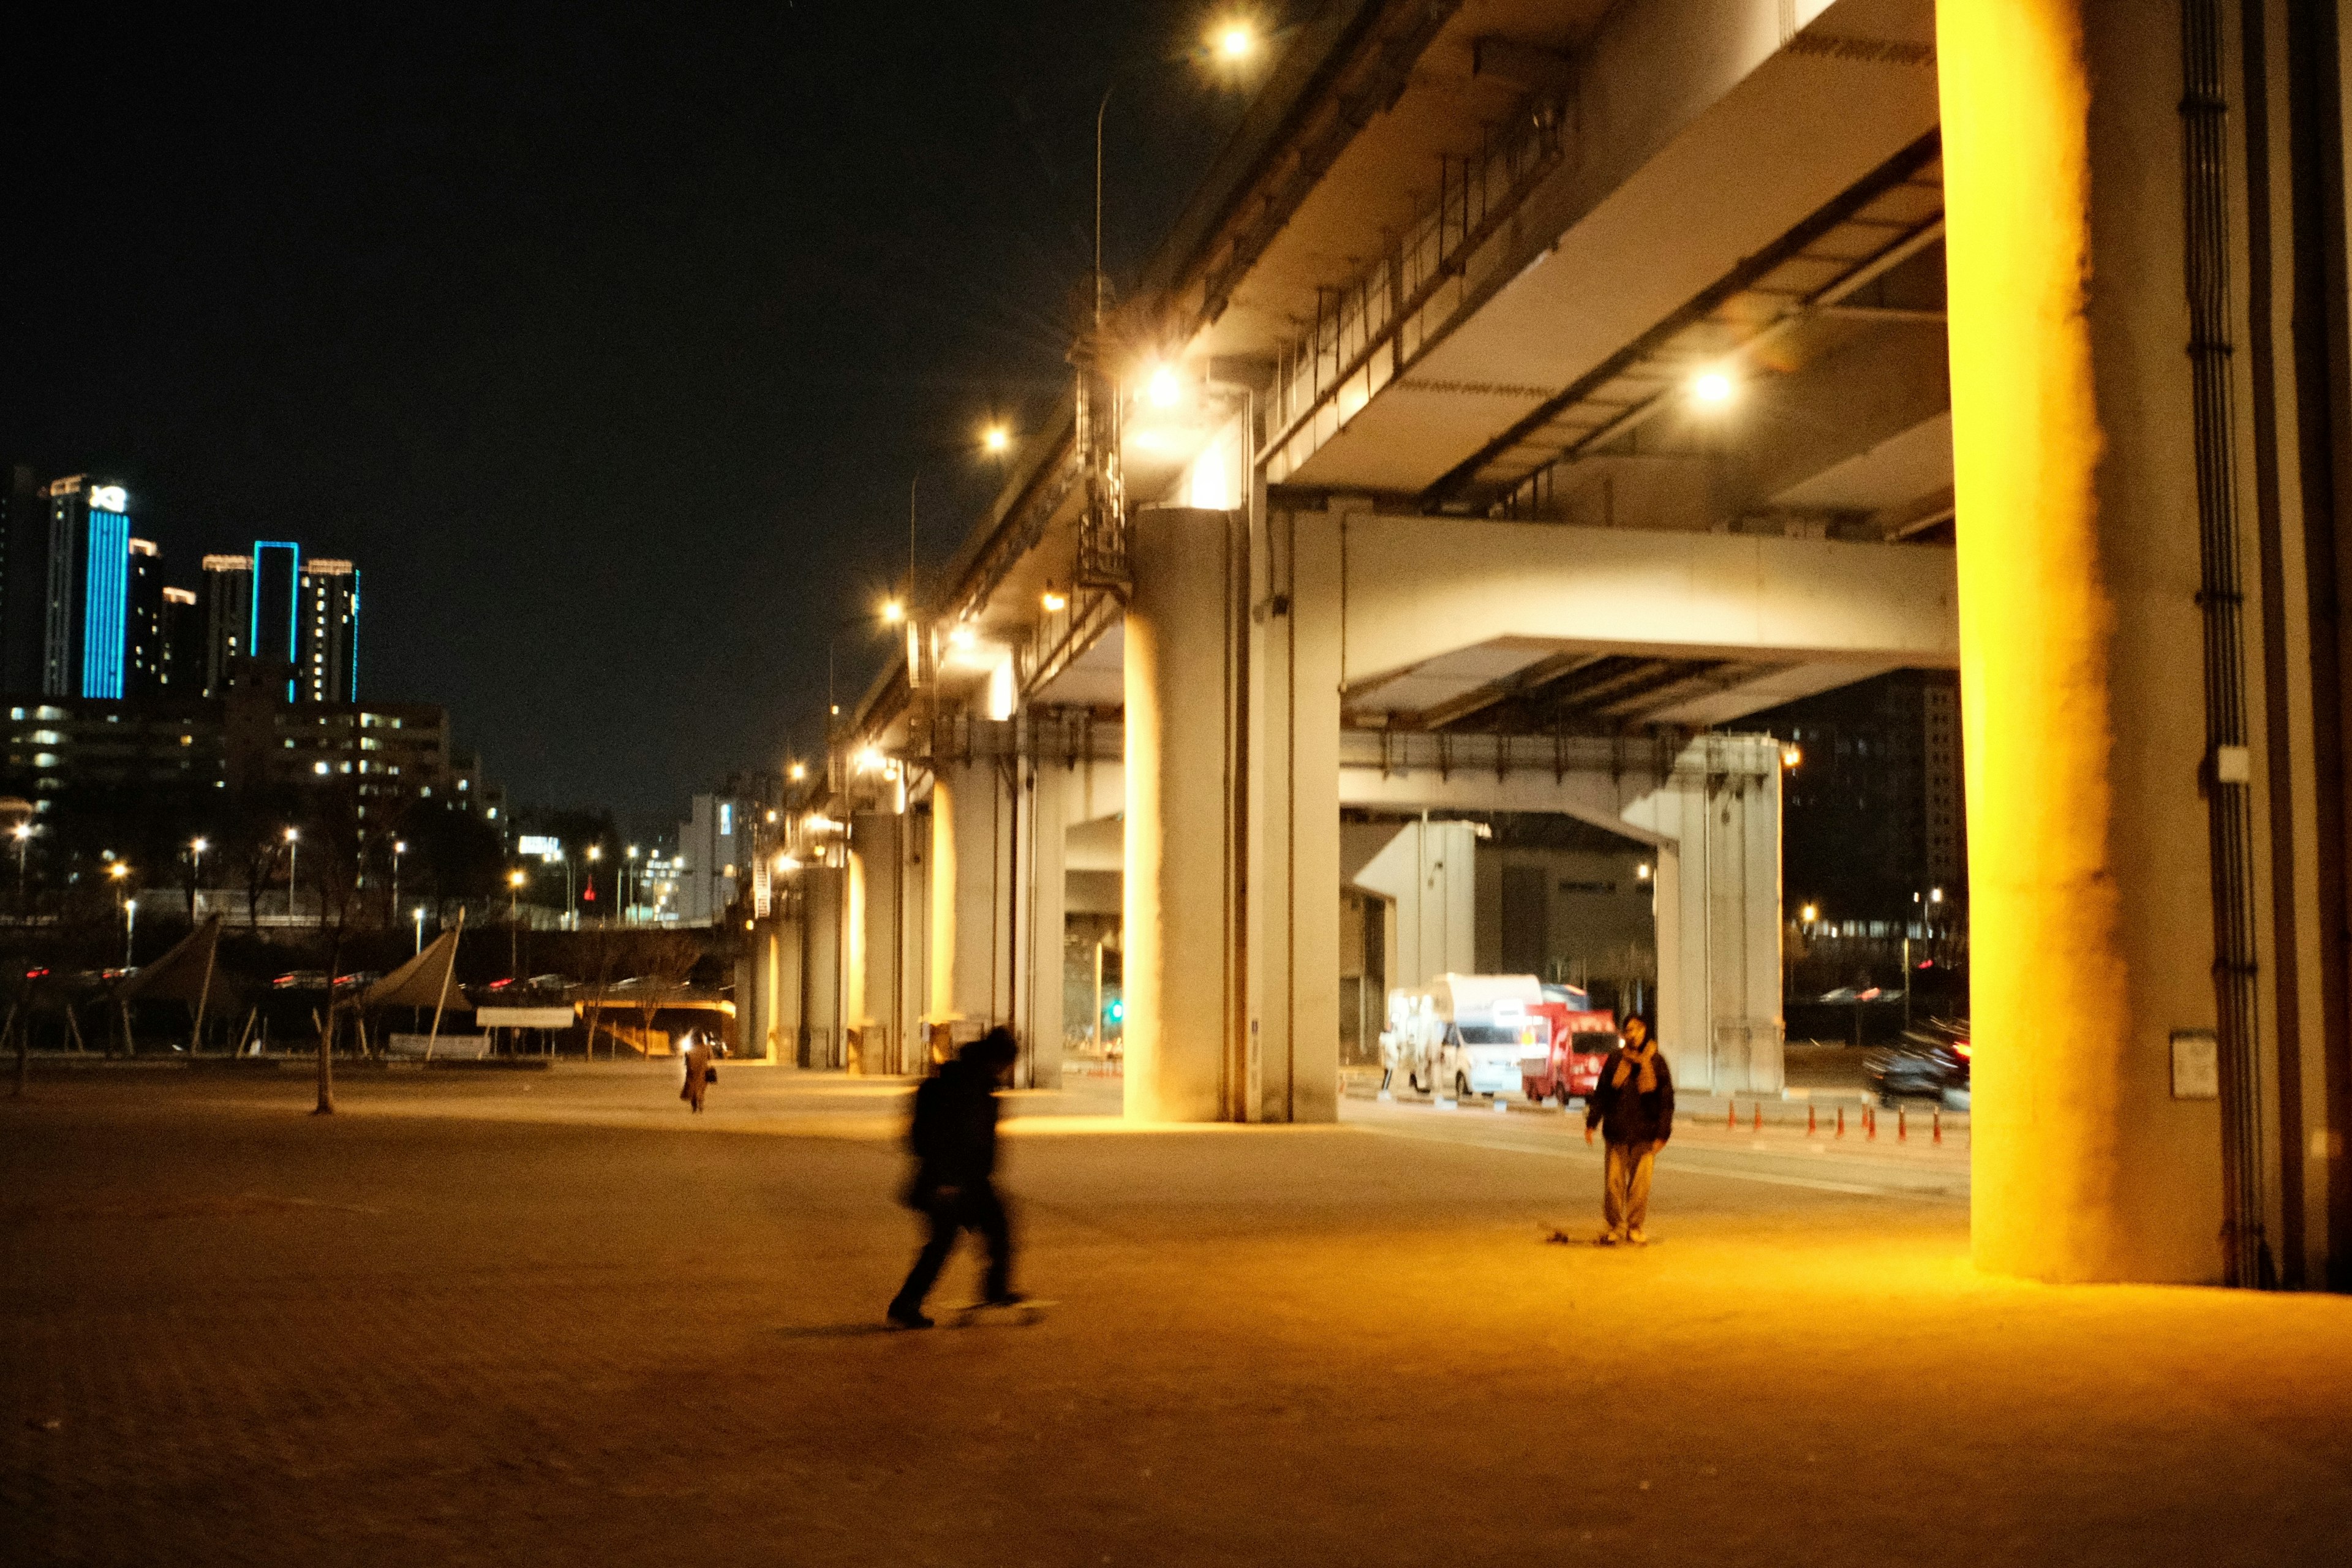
2;466;361;706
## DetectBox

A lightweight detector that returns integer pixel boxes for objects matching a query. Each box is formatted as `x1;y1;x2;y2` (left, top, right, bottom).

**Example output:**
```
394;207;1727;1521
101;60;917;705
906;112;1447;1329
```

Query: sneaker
1626;1227;1649;1246
885;1303;934;1330
1594;1231;1621;1246
982;1290;1028;1308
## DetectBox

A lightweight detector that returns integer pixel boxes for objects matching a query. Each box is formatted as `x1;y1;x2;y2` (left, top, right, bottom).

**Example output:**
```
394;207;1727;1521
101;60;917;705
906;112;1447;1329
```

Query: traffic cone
1836;1106;1845;1138
1866;1106;1877;1140
1807;1104;1817;1136
1753;1104;1762;1133
1727;1101;1737;1130
1898;1107;1908;1142
1932;1108;1943;1146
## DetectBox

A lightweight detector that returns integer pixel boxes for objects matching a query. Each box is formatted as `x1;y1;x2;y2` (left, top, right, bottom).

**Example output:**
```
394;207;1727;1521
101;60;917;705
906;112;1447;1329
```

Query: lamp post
392;839;406;921
508;869;526;978
413;905;426;956
10;822;29;900
625;845;639;925
284;827;300;924
108;862;132;967
586;843;603;927
189;837;208;921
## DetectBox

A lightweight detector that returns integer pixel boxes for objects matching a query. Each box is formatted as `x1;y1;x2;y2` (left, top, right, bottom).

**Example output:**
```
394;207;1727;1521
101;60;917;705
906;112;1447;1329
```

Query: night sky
2;1;1265;826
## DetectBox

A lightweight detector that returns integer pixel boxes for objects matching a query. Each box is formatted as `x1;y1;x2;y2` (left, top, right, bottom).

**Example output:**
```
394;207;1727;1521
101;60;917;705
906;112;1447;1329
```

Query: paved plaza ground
4;1062;2349;1566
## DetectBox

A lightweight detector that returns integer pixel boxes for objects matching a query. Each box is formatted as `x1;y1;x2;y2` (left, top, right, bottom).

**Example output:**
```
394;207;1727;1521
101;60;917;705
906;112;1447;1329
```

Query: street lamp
981;423;1011;454
189;837;208;919
284;827;300;923
586;843;603;927
625;845;639;925
108;862;132;966
827;605;902;726
413;904;426;956
1690;368;1738;407
508;869;527;978
392;839;406;918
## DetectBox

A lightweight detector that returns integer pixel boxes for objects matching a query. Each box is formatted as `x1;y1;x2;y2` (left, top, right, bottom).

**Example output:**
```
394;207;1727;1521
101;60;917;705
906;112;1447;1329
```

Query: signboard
385;1033;489;1060
518;835;562;857
475;1006;575;1029
2170;1029;2220;1100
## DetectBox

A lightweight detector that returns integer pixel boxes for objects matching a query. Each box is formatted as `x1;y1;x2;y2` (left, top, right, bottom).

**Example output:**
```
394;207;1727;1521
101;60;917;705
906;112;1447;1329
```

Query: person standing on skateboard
1584;1014;1673;1245
888;1028;1023;1329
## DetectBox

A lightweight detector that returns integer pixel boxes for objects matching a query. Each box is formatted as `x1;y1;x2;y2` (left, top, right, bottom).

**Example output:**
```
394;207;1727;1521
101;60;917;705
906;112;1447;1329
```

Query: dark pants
892;1181;1012;1310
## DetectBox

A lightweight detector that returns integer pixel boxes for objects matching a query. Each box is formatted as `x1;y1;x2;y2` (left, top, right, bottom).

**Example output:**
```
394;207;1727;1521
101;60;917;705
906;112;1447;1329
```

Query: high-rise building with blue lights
37;475;133;700
199;541;361;702
251;540;300;676
300;558;359;702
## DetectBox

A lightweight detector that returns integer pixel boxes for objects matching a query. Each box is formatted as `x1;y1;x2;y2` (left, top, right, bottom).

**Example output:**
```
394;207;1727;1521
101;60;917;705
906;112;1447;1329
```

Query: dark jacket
907;1055;1001;1200
1585;1044;1675;1146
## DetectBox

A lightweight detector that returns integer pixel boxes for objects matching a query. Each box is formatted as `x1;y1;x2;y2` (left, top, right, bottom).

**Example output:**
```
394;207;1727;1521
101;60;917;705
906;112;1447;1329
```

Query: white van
1381;973;1550;1099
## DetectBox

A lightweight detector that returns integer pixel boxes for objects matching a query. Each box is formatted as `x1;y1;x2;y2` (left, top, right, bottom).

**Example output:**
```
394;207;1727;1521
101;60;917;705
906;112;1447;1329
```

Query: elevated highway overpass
743;0;2352;1292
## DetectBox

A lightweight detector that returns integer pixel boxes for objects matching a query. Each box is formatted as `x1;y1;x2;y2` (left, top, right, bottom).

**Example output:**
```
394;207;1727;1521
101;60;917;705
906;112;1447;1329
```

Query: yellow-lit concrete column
771;902;804;1065
1125;505;1243;1121
1018;761;1068;1089
1246;505;1342;1124
801;864;845;1070
1940;0;2228;1281
850;812;905;1074
928;760;1006;1043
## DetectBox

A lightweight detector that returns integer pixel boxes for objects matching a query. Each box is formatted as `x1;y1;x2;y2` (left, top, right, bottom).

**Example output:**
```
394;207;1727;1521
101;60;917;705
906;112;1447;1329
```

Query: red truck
1520;984;1620;1106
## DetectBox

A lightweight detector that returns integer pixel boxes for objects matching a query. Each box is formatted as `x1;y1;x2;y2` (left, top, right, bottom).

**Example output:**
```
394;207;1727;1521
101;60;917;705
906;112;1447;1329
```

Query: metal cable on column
2181;0;2272;1287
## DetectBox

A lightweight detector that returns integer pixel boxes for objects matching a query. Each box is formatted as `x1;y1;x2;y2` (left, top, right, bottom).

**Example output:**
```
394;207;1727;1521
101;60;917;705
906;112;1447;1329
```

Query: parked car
1863;1019;1972;1107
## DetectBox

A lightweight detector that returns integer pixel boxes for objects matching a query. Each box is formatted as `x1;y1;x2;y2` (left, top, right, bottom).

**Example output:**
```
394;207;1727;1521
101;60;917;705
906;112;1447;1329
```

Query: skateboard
947;1297;1057;1327
1540;1221;1662;1247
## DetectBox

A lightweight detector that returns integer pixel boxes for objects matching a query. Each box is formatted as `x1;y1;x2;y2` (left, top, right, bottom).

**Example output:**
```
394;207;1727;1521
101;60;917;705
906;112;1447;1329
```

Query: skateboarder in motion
1583;1014;1674;1245
888;1028;1024;1329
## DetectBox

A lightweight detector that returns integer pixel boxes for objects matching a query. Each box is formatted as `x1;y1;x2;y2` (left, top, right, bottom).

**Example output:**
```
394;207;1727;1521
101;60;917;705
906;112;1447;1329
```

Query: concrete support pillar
801;865;844;1070
1017;761;1068;1089
1619;739;1782;1095
1125;505;1245;1121
773;908;803;1065
851;812;907;1074
1246;505;1342;1123
1940;0;2231;1281
929;761;1009;1042
1349;819;1477;989
737;920;785;1063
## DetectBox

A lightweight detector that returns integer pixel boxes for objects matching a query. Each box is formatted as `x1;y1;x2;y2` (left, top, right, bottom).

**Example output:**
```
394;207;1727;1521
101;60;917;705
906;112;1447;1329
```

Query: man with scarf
1583;1014;1673;1245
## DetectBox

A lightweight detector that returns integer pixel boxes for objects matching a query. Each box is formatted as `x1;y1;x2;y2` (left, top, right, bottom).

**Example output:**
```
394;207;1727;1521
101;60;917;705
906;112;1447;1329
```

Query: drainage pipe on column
2180;0;2271;1287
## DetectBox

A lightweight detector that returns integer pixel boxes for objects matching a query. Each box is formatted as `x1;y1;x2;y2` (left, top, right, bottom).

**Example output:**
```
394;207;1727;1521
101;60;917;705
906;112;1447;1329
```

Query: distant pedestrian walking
1584;1015;1673;1245
887;1028;1022;1329
680;1031;715;1114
